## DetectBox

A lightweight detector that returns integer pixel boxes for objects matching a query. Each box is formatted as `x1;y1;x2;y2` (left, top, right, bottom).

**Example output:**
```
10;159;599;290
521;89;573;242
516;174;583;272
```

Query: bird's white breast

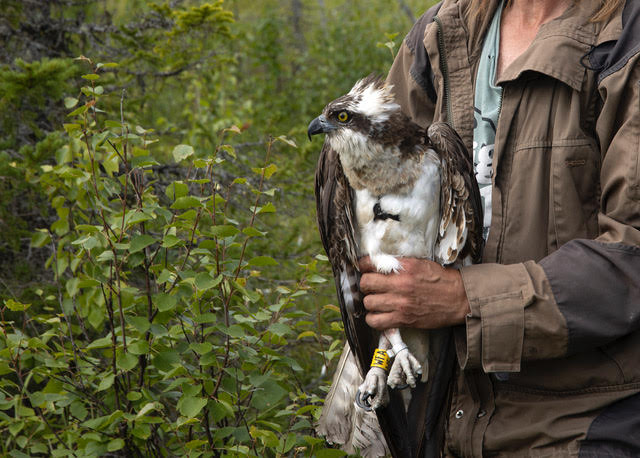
355;156;441;268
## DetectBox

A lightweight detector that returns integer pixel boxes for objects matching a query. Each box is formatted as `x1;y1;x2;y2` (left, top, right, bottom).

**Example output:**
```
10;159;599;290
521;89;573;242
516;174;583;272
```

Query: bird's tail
317;344;390;457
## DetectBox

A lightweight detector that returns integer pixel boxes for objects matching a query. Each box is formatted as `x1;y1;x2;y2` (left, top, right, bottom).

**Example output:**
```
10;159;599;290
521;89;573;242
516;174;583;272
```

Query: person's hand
359;256;470;330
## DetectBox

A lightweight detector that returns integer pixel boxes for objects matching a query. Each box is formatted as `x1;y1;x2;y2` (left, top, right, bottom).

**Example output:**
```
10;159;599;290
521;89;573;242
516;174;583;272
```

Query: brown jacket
387;0;640;456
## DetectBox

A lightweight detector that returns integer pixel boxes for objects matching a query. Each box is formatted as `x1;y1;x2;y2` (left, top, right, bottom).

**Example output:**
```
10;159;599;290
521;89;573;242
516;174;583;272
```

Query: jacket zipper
434;15;454;129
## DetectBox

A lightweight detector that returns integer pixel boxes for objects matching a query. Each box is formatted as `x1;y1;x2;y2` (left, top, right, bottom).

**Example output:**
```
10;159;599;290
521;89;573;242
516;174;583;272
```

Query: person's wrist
452;269;471;325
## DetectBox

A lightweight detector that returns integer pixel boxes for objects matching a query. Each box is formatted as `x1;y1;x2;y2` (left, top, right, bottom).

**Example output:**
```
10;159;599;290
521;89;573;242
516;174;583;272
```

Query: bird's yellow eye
337;111;349;123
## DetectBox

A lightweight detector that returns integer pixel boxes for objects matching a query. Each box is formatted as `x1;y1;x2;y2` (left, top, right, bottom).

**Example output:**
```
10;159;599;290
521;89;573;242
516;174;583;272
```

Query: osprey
308;75;482;457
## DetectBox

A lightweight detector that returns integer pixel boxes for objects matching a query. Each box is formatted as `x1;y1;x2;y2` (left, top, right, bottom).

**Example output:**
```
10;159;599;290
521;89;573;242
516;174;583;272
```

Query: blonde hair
468;0;623;23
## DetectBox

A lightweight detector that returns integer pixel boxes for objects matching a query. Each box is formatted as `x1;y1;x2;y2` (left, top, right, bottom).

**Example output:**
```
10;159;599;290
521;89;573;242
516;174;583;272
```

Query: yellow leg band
370;349;390;372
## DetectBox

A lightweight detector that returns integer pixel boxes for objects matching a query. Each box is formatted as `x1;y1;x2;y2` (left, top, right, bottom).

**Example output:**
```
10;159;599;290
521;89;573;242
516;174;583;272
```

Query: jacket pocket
502;138;600;263
549;138;600;249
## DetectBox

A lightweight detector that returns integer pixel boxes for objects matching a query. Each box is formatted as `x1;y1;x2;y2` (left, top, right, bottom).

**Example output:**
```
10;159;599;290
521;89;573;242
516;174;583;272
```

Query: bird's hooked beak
307;115;337;141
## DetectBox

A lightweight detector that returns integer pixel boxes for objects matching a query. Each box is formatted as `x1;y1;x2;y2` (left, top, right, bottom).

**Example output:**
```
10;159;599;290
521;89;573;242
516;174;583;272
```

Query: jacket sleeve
455;52;640;373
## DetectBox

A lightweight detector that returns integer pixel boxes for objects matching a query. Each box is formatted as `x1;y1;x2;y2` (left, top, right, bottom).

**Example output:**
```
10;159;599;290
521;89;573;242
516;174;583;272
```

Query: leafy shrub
0;59;344;457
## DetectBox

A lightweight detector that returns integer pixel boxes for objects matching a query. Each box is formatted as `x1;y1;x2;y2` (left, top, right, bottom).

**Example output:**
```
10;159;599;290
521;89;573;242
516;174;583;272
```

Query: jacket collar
427;0;619;91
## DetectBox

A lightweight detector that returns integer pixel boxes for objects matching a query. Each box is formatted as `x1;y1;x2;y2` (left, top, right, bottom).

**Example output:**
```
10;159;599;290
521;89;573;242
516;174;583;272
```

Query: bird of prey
308;75;482;458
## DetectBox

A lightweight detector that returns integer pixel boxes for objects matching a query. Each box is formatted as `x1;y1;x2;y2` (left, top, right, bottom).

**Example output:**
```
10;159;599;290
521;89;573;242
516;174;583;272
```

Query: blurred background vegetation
0;0;436;455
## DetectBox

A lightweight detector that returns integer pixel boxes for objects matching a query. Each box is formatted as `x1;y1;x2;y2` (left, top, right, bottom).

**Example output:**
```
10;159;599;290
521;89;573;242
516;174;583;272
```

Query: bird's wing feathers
315;140;374;371
428;122;484;265
317;345;390;456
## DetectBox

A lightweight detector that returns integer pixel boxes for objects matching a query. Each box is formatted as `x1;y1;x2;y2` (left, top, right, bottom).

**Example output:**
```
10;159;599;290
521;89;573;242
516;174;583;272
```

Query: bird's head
307;75;401;146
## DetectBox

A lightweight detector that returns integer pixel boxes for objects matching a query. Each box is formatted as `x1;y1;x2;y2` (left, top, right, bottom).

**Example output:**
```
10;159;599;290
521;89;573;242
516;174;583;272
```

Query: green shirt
473;0;504;240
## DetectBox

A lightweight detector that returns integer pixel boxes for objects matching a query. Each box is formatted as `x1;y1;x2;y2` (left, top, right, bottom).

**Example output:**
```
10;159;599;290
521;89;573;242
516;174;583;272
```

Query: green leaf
96;62;119;69
278;432;297;454
105;120;122;128
297;331;316;340
4;299;30;312
9;420;23;436
157;269;173;284
250;427;279;448
125;210;152;226
70;401;88;421
248;256;278;267
129;234;155;253
249;380;287;410
86;336;112;349
67;103;90;117
152;351;179;372
31;230;51;248
165;181;189;200
136;402;162;418
82;73;100;80
209;225;239;237
268;322;292;337
116;352;138;371
172;144;194;162
126;316;151;333
210;399;234;422
195;273;222;291
275;135;297;148
170;196;202;209
178;396;207;418
185;439;208;450
107;439;124;452
258;202;276;214
131;155;160;168
161;234;183;248
97;374;115;391
264;163;277;179
219;144;236;158
189;342;213;355
65;277;80;297
64;97;78;108
155;293;178;312
242;227;266;237
96;250;115;262
315;450;347;458
128;340;149;355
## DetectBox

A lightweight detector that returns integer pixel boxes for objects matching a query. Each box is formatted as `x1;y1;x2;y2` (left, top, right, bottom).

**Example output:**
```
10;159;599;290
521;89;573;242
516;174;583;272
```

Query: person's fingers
362;293;400;313
359;272;400;294
365;311;400;330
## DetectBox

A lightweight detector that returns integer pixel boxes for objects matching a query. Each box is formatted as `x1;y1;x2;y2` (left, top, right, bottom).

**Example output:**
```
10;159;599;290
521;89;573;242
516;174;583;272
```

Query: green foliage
0;0;439;455
0;59;341;455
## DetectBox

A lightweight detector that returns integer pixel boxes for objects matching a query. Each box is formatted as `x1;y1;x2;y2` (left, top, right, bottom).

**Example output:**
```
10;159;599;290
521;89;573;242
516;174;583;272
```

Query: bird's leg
369;253;402;274
356;334;390;410
385;328;422;389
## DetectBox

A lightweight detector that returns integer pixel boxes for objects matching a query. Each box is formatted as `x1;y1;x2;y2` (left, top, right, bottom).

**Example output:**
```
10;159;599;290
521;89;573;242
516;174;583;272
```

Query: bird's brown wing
428;122;484;264
315;140;374;370
315;139;413;458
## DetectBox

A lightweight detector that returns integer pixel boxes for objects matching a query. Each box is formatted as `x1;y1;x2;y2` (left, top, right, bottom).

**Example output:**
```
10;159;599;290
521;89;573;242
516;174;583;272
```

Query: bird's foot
371;254;402;274
387;347;422;389
356;367;389;411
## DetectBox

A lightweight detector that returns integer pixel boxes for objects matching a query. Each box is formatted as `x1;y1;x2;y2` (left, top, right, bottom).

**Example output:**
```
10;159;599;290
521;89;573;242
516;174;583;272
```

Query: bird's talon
391;383;410;390
355;389;373;411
